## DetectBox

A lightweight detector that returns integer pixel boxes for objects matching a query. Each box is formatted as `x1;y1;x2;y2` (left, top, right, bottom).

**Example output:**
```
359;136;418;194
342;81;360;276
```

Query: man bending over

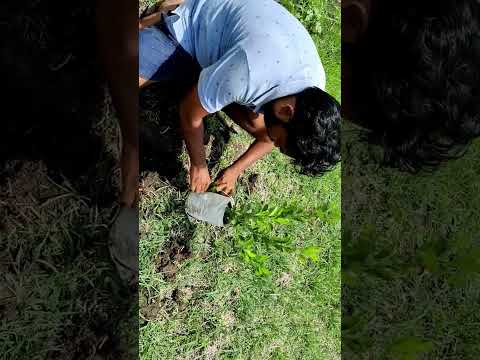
139;0;341;195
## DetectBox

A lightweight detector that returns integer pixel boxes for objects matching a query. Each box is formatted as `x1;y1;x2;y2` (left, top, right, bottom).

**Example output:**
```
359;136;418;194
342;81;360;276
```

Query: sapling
226;201;328;276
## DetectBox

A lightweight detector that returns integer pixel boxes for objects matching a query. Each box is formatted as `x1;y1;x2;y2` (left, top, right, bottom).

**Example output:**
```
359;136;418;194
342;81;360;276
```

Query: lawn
342;130;480;359
139;0;341;359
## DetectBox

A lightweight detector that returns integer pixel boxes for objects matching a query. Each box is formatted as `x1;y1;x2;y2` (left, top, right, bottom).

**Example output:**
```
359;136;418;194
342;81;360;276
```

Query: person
139;0;341;195
342;0;480;171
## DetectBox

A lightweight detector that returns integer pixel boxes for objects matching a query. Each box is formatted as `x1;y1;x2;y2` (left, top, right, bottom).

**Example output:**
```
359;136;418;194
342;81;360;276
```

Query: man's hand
190;164;211;192
215;167;240;195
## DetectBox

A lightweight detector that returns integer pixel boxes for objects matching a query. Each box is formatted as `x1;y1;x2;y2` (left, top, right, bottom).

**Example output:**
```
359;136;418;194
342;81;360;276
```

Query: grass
139;0;341;359
342;130;480;359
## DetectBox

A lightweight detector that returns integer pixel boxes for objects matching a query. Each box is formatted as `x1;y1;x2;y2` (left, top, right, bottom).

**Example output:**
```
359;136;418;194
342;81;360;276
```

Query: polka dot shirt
165;0;326;114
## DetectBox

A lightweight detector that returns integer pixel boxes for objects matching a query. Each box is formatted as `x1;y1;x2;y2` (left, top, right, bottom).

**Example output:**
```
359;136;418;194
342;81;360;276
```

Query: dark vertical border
342;1;480;358
0;0;139;358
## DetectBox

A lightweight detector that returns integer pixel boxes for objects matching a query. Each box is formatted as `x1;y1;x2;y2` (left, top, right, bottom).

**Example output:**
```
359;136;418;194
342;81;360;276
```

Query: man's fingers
203;182;211;192
217;185;233;196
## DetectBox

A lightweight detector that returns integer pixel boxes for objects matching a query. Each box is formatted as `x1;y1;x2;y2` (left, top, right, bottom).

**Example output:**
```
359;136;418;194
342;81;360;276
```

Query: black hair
347;0;480;172
284;87;341;175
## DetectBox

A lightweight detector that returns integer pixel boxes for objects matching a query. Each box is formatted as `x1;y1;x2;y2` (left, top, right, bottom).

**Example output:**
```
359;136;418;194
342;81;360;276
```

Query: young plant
227;201;331;276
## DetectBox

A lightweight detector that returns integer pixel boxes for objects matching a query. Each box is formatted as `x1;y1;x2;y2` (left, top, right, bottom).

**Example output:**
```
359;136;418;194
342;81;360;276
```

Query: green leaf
315;207;327;220
300;246;321;263
269;206;280;217
255;265;271;276
274;217;291;225
244;249;256;259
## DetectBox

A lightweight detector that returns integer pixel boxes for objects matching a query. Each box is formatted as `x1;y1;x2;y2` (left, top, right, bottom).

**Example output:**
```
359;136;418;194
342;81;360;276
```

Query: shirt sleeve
197;49;250;114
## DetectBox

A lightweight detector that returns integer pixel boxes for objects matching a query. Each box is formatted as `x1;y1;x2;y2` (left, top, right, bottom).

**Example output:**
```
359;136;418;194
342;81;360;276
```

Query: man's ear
277;103;295;122
342;0;370;44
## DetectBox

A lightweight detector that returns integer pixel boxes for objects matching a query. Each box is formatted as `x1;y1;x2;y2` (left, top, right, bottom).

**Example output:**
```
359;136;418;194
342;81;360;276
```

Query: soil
245;173;259;194
155;241;193;281
139;285;197;321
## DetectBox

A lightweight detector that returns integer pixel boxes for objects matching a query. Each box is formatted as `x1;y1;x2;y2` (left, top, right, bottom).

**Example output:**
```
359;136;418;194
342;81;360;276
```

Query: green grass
342;131;480;359
139;0;341;359
0;163;136;359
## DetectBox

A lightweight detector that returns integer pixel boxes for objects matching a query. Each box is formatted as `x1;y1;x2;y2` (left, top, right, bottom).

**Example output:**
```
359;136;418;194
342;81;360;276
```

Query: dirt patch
140;300;173;322
155;242;192;281
239;172;259;195
172;287;194;311
203;337;230;360
221;311;236;328
139;286;195;321
276;272;293;288
139;285;198;321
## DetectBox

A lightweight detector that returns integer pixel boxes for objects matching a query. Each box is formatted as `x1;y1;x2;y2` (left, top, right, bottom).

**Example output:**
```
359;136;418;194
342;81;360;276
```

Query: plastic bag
185;192;233;227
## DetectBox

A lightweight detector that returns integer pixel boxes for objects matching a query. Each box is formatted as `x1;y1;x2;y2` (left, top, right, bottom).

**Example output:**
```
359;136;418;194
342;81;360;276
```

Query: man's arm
226;107;274;173
179;85;211;192
229;139;274;174
216;105;274;195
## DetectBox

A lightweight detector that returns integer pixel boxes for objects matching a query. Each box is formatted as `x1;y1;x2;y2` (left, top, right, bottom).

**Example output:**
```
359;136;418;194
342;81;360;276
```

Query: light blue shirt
164;0;326;114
